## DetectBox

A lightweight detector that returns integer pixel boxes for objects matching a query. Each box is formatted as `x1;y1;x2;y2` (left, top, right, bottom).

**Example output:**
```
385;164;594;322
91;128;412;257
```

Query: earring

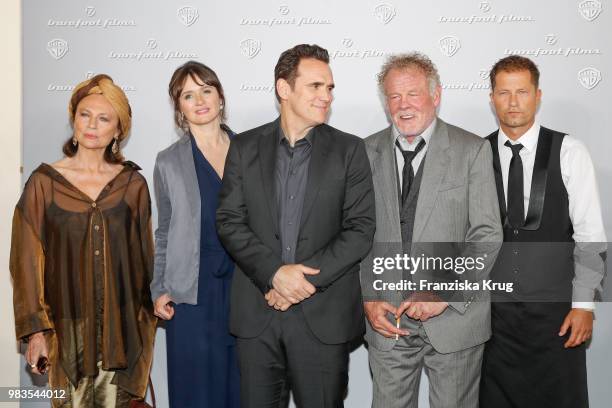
112;137;119;154
72;136;78;146
180;111;185;124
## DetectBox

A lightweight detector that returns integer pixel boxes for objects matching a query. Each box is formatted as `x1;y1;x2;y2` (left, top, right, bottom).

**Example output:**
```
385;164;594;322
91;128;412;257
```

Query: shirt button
513;229;519;235
91;202;97;208
94;250;100;256
288;221;293;226
286;247;291;251
289;195;295;200
513;269;518;274
94;225;100;231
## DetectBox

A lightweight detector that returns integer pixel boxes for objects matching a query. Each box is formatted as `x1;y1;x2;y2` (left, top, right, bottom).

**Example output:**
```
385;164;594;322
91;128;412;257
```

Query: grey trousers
368;322;484;408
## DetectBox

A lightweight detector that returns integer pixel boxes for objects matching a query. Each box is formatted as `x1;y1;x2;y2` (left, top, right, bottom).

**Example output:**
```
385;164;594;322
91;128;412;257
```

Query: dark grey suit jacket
216;118;376;344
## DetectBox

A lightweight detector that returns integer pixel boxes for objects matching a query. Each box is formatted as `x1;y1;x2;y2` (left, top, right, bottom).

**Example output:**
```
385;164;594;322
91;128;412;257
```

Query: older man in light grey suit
360;52;502;408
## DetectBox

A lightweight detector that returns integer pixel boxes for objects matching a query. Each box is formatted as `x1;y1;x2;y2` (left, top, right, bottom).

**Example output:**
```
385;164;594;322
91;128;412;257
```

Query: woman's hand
26;332;49;375
154;293;175;320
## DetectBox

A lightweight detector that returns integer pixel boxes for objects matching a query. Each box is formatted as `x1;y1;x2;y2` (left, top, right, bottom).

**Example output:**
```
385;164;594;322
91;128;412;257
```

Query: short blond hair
377;52;441;95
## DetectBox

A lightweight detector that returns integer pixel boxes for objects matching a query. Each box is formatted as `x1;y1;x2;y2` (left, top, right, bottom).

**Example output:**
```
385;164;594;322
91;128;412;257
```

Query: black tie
505;140;525;228
395;139;426;205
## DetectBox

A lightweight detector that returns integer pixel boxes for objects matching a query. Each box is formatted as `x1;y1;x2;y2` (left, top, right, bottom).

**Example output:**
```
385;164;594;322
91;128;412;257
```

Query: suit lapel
372;128;402;236
523;126;552;230
300;125;329;230
487;131;508;225
412;120;451;241
178;135;200;221
259;120;281;235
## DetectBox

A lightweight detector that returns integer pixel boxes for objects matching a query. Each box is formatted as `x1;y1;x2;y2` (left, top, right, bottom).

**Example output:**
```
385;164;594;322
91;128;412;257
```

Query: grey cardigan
150;135;202;304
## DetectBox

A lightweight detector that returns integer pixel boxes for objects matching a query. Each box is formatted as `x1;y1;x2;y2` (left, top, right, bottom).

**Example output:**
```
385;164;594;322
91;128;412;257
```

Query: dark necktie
395;138;426;205
505;140;525;228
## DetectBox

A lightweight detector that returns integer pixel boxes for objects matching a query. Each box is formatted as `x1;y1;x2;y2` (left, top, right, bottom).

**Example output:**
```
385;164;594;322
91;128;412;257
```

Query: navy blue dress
165;134;240;408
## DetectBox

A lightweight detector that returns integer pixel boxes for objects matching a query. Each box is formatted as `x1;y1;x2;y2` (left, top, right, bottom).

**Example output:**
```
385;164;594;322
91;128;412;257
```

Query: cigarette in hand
395;317;400;340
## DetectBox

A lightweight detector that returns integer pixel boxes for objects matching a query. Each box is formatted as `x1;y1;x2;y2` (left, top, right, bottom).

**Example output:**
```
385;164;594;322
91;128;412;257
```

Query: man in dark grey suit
360;52;502;408
216;44;375;408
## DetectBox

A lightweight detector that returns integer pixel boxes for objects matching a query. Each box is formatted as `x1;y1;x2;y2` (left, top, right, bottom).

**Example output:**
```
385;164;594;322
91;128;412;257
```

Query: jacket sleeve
150;156;171;302
216;139;284;294
10;173;54;340
302;140;377;289
447;140;503;314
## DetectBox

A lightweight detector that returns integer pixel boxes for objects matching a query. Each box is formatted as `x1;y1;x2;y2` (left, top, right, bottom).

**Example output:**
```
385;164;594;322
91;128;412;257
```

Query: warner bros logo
577;68;602;90
177;6;199;27
240;39;261;59
439;35;461;57
47;39;69;60
374;4;396;25
578;0;603;21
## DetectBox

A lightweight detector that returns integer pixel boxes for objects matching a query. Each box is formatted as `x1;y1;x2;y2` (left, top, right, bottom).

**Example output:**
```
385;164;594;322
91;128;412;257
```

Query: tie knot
396;139;426;164
504;140;524;157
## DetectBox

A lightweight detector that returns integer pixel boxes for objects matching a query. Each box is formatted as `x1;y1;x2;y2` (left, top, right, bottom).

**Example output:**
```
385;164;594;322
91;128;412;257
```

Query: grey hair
377;52;441;95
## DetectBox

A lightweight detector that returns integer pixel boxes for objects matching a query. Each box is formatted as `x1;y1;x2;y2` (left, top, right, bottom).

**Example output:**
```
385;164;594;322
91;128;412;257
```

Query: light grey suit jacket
150;135;202;304
361;119;503;353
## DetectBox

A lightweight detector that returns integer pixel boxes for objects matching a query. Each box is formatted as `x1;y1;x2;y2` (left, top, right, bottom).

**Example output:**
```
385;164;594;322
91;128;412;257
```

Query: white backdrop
19;1;611;407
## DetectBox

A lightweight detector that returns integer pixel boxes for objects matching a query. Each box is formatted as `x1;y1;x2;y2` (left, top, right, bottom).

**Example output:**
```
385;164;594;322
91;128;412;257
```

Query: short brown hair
489;55;540;90
274;44;330;102
63;74;131;164
168;60;226;130
378;52;441;96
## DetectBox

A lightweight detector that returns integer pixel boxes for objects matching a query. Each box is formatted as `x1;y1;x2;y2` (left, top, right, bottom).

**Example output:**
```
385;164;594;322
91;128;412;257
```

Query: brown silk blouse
10;162;157;399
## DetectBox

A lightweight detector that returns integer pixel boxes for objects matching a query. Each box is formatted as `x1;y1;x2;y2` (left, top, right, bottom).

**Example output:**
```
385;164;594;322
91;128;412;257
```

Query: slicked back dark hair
274;44;330;102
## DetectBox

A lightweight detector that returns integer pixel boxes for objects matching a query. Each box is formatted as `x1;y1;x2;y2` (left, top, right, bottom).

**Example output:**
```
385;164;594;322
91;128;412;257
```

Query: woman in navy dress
151;61;239;408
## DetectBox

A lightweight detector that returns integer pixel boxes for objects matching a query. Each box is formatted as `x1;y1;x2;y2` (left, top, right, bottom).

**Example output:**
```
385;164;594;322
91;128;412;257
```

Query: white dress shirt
498;122;607;309
392;118;437;192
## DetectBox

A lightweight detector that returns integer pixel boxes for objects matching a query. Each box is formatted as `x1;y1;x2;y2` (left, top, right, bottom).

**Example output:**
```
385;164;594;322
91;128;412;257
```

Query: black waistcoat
487;126;574;301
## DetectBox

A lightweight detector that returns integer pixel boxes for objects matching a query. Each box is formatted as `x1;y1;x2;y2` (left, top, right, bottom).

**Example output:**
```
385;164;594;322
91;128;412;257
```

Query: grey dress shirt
275;129;313;264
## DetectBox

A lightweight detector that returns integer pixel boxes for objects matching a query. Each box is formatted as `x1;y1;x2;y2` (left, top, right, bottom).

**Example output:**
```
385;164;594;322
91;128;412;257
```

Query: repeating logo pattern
578;0;602;21
544;34;558;45
47;39;69;60
439;35;461;57
578;67;602;89
240;39;261;59
479;1;492;13
177;6;199;27
239;5;331;27
374;4;396;24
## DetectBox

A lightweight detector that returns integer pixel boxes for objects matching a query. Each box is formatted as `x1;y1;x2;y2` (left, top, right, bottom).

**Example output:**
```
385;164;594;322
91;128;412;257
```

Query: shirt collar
279;126;314;146
391;118;437;150
498;121;540;153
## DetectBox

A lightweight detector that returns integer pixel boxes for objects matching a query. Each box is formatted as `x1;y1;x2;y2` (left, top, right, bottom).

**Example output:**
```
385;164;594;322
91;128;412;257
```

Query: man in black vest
480;55;607;408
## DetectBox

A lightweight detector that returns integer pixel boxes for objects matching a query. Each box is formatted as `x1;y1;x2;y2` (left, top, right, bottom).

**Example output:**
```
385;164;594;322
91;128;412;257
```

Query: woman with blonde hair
10;74;156;407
